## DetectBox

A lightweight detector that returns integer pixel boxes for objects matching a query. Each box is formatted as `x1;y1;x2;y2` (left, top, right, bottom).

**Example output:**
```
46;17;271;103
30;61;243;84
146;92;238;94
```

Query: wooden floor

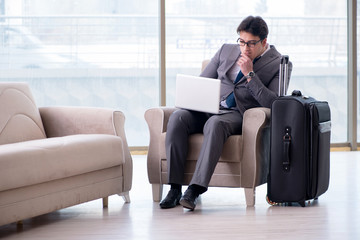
0;152;359;240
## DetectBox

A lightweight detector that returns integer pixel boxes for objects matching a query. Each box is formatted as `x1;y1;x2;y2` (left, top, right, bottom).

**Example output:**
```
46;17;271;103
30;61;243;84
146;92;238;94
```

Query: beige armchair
145;60;271;206
145;105;270;207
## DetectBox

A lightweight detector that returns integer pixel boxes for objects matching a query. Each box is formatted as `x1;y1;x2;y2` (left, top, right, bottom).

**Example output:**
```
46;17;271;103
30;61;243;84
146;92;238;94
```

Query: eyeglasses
237;38;262;48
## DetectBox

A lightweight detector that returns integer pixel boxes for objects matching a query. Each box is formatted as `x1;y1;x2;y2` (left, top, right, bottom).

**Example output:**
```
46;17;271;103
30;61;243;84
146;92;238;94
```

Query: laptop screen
175;74;221;114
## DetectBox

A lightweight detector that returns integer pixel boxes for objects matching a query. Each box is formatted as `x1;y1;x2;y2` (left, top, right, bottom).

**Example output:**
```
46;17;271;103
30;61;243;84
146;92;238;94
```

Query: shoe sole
179;198;195;211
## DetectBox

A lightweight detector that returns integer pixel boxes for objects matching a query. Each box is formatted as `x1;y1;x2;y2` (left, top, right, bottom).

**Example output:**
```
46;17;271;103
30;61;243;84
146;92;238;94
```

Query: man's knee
203;117;226;136
168;110;192;130
203;115;241;138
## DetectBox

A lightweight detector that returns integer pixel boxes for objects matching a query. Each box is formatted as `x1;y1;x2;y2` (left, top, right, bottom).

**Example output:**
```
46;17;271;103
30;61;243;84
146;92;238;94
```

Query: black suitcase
267;90;331;207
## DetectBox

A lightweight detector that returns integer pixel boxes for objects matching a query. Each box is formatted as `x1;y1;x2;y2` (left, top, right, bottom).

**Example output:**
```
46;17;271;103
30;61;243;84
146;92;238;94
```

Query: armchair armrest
240;107;271;188
144;107;177;184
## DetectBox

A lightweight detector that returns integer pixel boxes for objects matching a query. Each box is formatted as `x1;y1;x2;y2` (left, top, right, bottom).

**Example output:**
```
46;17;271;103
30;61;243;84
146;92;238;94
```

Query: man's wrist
246;71;255;80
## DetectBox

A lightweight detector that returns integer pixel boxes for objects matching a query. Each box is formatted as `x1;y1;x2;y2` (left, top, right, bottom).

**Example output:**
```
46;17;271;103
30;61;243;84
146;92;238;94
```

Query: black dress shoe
179;188;199;211
159;189;182;209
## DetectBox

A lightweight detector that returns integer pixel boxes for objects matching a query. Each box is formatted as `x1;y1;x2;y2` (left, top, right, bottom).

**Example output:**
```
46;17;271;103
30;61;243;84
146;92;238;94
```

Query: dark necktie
225;71;243;108
225;56;260;108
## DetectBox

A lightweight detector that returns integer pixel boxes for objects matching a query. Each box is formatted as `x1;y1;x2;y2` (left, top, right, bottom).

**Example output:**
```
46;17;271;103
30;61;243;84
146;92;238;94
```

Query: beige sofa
0;82;132;226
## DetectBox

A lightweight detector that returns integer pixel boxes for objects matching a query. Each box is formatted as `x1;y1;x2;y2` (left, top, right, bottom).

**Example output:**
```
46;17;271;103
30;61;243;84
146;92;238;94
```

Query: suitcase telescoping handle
283;127;291;171
278;55;290;96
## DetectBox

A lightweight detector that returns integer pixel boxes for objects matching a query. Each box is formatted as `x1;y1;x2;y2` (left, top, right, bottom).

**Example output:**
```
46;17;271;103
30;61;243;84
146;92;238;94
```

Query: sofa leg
244;188;255;207
102;197;108;208
118;192;131;203
152;184;163;202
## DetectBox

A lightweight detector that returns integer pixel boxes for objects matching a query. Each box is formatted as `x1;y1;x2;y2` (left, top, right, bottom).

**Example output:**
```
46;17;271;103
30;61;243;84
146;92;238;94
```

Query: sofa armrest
144;107;177;184
39;106;133;192
240;107;271;188
39;106;124;137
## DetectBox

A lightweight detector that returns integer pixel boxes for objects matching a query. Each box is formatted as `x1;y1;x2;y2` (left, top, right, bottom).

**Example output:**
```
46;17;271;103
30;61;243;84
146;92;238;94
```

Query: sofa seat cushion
0;134;124;192
160;133;243;163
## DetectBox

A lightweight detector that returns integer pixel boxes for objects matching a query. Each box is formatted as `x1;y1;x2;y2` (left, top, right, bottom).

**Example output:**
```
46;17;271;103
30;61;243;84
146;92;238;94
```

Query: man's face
238;31;267;60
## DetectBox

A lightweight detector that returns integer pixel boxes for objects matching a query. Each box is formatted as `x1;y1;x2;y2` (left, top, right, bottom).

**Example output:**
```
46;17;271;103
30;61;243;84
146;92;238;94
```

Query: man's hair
237;16;268;40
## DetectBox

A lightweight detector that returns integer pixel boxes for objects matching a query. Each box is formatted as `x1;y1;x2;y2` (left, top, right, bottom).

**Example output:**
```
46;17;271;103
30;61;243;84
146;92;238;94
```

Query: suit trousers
165;109;243;190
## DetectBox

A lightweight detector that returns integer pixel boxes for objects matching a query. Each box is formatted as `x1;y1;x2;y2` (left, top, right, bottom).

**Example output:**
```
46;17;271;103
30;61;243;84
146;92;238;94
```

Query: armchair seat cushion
160;133;243;162
0;134;124;192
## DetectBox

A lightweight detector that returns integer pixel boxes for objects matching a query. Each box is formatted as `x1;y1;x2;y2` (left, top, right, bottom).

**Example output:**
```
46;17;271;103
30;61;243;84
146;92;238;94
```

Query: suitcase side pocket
309;102;331;199
311;102;331;198
315;120;331;197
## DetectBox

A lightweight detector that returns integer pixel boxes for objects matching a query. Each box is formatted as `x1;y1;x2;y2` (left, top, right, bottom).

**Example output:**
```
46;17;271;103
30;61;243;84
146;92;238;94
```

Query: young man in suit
160;16;292;210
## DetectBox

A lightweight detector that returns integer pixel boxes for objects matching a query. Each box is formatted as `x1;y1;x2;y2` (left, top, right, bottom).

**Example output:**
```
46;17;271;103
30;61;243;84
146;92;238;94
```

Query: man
160;16;292;210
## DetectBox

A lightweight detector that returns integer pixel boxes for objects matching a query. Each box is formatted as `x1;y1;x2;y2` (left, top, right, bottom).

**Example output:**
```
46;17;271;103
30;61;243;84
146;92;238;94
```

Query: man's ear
262;38;267;47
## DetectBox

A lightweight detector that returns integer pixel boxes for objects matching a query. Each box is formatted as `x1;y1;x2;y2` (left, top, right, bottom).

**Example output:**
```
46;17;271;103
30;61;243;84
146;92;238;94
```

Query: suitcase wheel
266;195;279;206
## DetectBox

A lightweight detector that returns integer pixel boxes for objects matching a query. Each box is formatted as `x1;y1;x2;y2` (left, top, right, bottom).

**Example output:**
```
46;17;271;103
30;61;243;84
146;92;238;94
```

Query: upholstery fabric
0;83;46;144
0;134;124;192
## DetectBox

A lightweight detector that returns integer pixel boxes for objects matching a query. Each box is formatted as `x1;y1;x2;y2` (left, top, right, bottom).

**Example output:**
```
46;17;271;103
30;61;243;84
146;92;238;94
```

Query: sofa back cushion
0;82;46;145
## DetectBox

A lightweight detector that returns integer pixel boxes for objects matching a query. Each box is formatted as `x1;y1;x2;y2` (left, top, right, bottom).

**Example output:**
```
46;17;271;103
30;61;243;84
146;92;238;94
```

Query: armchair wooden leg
118;192;131;203
152;184;163;202
244;188;255;207
102;197;108;208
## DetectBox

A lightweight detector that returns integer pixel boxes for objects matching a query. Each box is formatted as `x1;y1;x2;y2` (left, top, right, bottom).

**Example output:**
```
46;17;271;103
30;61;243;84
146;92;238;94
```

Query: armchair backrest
0;82;46;145
201;60;210;72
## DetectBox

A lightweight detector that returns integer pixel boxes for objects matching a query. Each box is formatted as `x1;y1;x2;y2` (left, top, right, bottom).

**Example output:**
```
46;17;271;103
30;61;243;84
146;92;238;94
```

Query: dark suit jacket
200;43;292;115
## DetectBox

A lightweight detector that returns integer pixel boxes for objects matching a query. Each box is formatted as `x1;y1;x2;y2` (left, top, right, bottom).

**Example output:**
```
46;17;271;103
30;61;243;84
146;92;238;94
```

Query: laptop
175;74;231;114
